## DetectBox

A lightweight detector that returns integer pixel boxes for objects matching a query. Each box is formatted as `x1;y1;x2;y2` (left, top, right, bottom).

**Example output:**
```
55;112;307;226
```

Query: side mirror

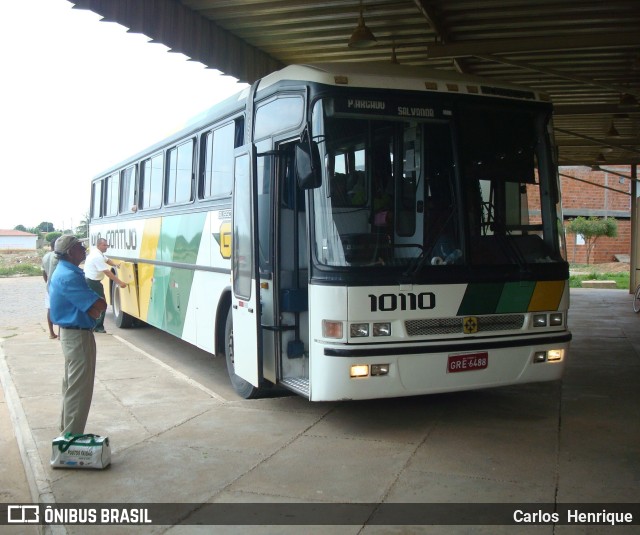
295;140;322;190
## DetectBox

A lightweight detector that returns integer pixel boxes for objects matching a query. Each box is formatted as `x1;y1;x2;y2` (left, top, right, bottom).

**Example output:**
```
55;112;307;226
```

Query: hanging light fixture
606;120;620;138
595;153;607;164
391;45;399;63
348;1;377;48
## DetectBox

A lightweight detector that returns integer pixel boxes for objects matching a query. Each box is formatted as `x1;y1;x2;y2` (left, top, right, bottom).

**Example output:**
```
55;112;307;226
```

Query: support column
631;164;638;292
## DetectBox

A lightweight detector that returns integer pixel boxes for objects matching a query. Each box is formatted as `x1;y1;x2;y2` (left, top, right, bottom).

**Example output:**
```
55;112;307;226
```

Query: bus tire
112;283;134;328
224;310;261;399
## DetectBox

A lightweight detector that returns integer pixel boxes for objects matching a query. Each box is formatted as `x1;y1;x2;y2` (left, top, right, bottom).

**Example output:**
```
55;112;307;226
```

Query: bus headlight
550;313;563;326
533;349;564;363
371;364;389;376
350;323;369;338
533;314;547;327
373;322;391;337
349;364;389;377
533;351;547;363
350;365;369;377
547;349;564;361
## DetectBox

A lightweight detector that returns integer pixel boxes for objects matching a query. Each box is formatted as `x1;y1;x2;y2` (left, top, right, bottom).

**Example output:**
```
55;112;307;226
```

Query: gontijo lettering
105;229;137;250
91;229;137;250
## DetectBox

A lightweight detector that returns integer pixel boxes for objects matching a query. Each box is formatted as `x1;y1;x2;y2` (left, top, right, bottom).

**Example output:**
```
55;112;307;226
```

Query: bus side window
104;172;119;217
91;179;103;219
200;123;235;199
140;153;163;209
120;164;137;213
166;139;194;205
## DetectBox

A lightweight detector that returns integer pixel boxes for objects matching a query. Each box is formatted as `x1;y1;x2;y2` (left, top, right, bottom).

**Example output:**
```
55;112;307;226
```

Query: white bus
89;63;571;400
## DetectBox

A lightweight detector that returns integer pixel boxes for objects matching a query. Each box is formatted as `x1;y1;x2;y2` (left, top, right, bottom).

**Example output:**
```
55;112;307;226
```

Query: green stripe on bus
147;213;208;335
457;282;504;315
148;265;169;327
496;281;536;313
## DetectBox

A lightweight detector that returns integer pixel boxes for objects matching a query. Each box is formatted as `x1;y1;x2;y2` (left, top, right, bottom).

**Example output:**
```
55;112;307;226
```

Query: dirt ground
570;261;630;274
0;249;631;274
0;249;46;268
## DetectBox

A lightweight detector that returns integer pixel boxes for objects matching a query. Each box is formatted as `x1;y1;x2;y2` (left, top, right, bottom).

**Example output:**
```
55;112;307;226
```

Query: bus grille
406;318;462;336
478;314;525;332
405;314;525;336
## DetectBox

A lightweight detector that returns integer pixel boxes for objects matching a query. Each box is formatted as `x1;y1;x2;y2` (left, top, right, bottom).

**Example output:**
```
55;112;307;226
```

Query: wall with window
561;166;632;264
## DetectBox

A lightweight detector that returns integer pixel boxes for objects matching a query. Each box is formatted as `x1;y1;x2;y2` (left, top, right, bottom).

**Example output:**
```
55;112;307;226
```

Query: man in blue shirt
49;235;107;435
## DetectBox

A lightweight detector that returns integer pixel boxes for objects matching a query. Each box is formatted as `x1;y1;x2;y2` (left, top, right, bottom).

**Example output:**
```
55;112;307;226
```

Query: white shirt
84;248;109;281
42;251;59;288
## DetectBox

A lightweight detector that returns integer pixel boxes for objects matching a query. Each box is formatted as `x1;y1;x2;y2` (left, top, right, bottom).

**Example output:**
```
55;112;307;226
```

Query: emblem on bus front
463;317;478;334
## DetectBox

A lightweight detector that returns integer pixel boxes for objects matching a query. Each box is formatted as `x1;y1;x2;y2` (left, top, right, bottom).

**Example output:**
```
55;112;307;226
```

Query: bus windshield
310;97;565;273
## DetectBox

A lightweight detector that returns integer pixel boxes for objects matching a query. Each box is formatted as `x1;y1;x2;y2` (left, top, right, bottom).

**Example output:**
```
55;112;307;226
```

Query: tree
37;222;55;233
75;212;90;239
13;224;27;232
567;216;618;264
45;231;63;245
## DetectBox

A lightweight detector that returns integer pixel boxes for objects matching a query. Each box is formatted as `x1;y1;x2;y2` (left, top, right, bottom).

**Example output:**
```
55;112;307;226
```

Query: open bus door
230;146;262;393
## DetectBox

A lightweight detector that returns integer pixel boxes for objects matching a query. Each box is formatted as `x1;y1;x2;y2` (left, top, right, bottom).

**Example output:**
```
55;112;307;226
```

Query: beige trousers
59;329;96;435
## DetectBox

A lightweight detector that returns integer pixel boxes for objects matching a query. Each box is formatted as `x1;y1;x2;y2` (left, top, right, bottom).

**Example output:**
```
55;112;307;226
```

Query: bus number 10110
368;292;436;312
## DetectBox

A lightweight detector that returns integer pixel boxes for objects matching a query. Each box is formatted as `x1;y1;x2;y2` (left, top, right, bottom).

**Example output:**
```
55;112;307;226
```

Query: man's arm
101;269;127;289
87;298;108;319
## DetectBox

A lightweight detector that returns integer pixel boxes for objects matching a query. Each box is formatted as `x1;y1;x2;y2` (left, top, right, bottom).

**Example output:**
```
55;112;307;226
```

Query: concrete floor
1;279;639;534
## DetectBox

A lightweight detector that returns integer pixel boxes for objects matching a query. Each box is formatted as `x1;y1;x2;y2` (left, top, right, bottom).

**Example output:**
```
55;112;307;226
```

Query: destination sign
327;97;444;119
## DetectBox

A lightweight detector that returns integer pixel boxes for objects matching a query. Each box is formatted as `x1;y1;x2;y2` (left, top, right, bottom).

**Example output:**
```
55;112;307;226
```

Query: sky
0;0;248;232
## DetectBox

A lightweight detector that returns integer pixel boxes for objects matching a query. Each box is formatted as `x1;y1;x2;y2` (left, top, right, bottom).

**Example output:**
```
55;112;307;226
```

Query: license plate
447;352;488;373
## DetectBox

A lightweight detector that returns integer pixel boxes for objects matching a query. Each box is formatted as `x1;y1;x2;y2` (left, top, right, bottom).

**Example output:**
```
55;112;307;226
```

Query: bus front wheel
112;284;134;328
224;311;261;399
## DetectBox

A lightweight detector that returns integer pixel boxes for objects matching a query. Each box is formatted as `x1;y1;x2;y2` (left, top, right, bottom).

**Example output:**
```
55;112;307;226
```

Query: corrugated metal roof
70;0;640;167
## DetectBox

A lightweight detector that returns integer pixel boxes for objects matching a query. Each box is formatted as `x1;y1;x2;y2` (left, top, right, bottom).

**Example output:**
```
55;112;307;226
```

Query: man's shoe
94;328;107;333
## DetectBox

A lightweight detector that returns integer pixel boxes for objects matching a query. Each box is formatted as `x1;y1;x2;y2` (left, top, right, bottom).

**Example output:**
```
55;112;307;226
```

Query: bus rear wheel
112;284;134;328
224;311;261;399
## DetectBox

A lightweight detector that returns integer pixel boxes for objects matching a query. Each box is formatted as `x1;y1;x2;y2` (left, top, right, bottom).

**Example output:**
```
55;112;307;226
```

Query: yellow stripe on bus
138;218;161;321
528;280;565;312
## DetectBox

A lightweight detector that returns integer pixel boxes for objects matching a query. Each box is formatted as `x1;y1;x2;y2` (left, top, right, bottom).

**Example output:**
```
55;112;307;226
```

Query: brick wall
560;166;632;264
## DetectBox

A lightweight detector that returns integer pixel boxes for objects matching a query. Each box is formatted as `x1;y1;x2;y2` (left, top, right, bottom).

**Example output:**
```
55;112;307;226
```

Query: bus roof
258;63;548;103
92;62;549;180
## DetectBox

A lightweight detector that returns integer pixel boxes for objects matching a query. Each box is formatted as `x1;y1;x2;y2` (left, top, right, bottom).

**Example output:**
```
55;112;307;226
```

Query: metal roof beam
554;104;640;116
425;32;640;58
412;0;468;74
555;128;640;156
475;54;640;98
